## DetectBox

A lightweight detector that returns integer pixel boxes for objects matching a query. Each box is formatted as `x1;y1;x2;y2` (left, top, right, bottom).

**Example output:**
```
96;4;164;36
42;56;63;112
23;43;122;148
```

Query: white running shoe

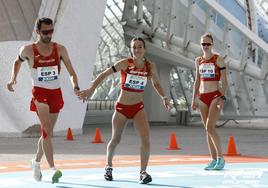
30;159;42;181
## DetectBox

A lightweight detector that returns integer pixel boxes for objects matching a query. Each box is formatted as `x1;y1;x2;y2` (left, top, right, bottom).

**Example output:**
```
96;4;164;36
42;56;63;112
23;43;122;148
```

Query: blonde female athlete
191;33;228;170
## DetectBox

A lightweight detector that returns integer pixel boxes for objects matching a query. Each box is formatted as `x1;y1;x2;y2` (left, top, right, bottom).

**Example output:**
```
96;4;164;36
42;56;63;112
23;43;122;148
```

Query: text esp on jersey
124;73;147;90
37;65;58;81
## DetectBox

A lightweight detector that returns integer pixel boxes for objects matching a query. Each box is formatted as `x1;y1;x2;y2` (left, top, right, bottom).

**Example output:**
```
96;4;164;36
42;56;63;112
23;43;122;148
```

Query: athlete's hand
73;86;80;96
216;98;224;110
74;89;79;96
78;88;94;103
7;80;16;92
162;97;171;111
191;100;197;111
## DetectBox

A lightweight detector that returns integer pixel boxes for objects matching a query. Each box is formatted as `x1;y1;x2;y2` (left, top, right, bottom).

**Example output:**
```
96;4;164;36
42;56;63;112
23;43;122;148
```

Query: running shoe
30;159;42;181
139;171;152;184
51;169;62;184
204;159;217;170
104;166;113;181
213;157;225;170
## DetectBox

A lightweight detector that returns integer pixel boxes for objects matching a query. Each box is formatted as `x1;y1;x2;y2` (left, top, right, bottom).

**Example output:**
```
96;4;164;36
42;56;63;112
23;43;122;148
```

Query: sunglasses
40;29;54;35
201;43;212;46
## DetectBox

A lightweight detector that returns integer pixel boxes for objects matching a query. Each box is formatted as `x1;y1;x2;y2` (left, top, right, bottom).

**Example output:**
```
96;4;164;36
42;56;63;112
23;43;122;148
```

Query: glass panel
218;0;247;25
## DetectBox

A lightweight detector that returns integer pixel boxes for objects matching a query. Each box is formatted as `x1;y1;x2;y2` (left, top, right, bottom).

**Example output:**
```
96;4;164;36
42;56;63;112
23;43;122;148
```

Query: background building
0;0;267;136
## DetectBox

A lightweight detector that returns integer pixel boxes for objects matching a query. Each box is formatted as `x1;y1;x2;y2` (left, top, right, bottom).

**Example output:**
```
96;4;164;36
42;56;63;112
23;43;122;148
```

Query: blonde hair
201;33;214;43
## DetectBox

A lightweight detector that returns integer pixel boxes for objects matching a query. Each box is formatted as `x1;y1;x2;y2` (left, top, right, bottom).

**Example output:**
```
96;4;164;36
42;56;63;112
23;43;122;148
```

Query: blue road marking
0;163;268;188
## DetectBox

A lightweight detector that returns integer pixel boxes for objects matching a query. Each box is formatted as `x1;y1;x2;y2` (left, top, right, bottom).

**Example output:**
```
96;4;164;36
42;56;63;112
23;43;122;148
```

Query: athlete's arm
150;62;170;111
191;57;201;110
78;59;128;102
91;59;127;91
59;45;80;93
7;45;29;92
217;56;228;96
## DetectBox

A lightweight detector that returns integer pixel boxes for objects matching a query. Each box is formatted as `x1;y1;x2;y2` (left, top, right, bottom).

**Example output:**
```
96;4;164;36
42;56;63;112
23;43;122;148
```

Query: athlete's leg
34;100;58;168
133;109;150;173
35;113;58;162
104;111;128;181
106;111;128;167
133;109;152;184
206;98;222;157
199;101;217;159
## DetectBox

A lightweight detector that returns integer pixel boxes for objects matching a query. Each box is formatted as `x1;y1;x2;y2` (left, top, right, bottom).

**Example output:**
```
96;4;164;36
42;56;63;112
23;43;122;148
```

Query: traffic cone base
225;136;241;156
65;128;74;141
166;132;181;150
92;128;104;143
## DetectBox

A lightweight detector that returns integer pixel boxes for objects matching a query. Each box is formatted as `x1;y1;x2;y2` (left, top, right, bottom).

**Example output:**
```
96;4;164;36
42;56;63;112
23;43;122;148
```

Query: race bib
37;66;58;81
125;74;147;90
199;63;215;78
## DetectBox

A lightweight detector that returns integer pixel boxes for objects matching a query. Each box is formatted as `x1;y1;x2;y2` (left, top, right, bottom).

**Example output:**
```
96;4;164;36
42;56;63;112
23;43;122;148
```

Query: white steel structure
0;0;106;136
92;0;268;121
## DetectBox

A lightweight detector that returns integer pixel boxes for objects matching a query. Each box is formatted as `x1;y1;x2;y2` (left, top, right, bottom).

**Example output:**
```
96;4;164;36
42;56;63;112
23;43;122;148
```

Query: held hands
74;86;80;96
7;80;16;92
78;87;94;103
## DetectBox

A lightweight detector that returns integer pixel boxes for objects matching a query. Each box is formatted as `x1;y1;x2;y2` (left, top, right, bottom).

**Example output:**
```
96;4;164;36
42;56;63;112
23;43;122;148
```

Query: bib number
199;63;215;78
37;66;58;81
125;74;147;90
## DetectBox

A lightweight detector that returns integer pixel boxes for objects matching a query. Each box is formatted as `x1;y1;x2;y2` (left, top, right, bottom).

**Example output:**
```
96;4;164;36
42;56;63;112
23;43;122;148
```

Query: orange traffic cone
92;128;104;143
225;136;241;156
66;128;74;141
167;131;181;150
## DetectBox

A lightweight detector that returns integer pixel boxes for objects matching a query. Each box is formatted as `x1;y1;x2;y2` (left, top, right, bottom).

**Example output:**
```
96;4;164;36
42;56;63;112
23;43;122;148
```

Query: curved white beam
204;0;268;54
125;19;268;81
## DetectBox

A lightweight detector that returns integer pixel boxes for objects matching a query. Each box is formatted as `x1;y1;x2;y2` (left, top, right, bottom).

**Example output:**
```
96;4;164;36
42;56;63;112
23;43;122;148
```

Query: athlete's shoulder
195;56;202;63
212;53;223;61
19;44;34;58
118;58;130;64
55;43;69;57
21;44;33;51
114;58;129;71
216;55;224;62
54;43;65;50
148;60;156;68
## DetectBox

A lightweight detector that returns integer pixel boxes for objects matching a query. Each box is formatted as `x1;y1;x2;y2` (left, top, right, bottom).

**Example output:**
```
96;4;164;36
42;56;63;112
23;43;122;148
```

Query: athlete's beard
41;37;52;44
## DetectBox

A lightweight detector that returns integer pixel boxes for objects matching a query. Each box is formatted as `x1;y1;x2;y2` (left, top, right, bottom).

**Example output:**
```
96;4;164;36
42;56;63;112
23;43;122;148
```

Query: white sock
32;159;40;165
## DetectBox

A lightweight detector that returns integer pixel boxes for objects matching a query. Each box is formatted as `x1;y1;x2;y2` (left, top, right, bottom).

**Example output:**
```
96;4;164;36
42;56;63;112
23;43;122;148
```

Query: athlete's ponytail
144;58;152;78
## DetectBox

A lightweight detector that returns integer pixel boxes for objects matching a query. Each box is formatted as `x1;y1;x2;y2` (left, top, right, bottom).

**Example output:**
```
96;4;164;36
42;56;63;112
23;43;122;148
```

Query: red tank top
32;42;61;71
121;58;150;92
198;54;220;81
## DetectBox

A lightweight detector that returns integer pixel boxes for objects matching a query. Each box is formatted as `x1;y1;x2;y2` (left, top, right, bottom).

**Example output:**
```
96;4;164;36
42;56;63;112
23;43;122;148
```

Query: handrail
87;100;115;111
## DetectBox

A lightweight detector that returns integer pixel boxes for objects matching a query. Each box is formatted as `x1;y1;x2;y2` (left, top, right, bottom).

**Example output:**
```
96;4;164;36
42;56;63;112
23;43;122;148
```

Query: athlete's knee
41;126;53;140
41;127;48;139
111;135;122;145
141;135;150;147
205;124;216;134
